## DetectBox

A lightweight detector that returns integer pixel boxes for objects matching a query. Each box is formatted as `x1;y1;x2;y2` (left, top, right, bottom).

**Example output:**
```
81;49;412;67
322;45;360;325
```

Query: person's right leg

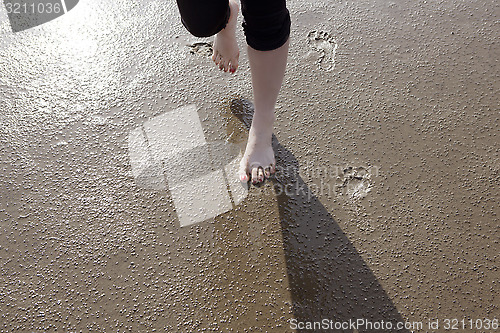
176;0;240;73
238;40;289;184
238;0;291;184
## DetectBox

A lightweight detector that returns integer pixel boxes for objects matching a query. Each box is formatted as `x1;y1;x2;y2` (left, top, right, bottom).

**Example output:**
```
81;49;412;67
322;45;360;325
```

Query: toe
229;57;239;73
238;162;249;183
218;58;225;70
240;173;248;182
251;167;259;184
221;59;229;72
257;167;265;182
213;51;221;64
264;166;271;179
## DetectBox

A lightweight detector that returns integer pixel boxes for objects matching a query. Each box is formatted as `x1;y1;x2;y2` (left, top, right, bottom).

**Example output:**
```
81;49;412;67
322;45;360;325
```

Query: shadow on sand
230;99;409;333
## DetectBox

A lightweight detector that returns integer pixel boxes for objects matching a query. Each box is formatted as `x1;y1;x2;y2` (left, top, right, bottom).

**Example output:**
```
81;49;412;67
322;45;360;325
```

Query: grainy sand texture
0;0;498;331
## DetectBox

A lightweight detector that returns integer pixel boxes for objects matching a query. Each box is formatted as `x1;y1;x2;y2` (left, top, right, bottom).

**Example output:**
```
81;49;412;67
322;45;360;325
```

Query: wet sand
0;0;498;331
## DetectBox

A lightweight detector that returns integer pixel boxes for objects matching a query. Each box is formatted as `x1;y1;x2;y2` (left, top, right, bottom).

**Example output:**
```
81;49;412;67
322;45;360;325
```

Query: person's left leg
238;0;291;184
176;0;229;37
175;0;240;73
212;0;240;73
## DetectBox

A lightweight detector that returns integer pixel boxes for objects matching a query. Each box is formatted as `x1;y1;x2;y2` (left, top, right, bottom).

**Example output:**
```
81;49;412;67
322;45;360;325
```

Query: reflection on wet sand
230;99;410;332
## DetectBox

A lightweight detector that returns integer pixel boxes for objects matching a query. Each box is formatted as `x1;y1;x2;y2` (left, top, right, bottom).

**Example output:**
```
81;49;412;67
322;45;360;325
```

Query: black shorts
175;0;291;51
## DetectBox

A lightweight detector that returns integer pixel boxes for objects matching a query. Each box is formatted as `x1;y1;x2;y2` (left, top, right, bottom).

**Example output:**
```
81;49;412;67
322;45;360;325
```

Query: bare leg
239;39;289;184
212;0;240;73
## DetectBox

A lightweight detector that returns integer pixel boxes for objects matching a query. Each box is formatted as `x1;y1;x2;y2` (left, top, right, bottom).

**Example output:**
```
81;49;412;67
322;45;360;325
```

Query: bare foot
238;112;276;184
212;0;239;73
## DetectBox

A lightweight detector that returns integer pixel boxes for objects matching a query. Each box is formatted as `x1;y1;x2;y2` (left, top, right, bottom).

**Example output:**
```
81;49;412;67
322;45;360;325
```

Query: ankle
252;109;276;124
225;1;238;30
249;111;275;142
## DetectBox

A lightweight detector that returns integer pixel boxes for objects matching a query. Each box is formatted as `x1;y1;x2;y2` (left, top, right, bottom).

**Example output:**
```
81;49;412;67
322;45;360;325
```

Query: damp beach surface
0;0;498;331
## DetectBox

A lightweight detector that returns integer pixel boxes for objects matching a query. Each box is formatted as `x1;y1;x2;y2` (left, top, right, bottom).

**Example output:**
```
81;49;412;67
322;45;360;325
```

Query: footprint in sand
306;30;338;71
336;166;372;199
187;42;213;57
